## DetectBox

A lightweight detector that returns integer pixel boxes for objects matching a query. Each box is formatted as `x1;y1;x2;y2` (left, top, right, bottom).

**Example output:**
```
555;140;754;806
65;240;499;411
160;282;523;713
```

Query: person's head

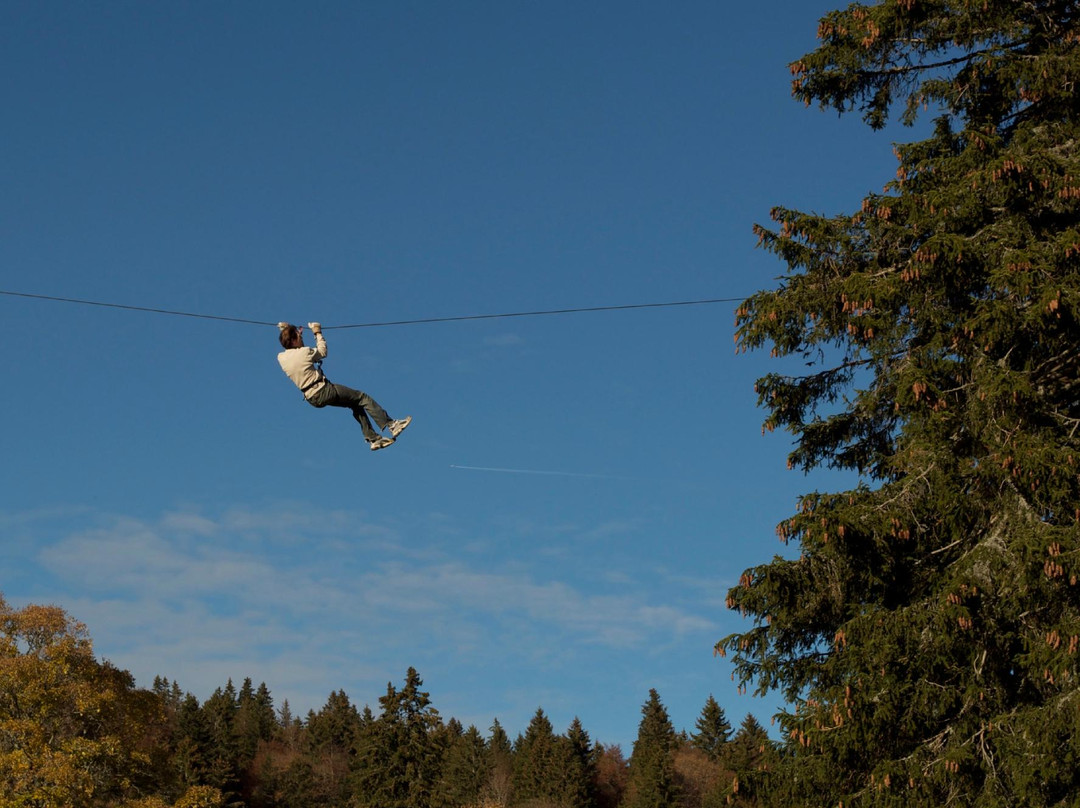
278;323;304;349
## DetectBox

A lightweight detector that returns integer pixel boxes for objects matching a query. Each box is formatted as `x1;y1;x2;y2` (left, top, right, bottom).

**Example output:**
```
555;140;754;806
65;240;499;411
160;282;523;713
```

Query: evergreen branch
873;464;936;511
929;538;964;556
853;42;1027;81
776;351;905;384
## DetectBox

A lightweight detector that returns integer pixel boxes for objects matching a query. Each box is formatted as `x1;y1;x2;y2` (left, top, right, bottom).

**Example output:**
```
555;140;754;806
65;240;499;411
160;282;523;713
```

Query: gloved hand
308;322;322;334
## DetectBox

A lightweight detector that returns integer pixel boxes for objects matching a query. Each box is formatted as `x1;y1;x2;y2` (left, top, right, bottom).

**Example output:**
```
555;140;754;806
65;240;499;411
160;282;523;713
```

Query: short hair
279;324;300;349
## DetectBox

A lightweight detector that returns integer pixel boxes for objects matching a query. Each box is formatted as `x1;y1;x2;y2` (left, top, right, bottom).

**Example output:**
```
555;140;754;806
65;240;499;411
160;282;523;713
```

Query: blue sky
3;2;904;749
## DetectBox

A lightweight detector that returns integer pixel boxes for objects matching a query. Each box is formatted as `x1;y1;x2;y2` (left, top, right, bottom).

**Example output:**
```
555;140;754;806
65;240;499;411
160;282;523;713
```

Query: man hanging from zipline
277;321;411;451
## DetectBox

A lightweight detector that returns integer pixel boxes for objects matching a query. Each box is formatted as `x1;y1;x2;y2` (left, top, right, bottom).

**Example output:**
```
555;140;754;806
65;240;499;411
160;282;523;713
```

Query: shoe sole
370;439;394;451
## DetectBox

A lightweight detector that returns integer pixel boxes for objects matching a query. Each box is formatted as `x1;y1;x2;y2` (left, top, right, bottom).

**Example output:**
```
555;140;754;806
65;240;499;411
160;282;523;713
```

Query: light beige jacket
278;333;328;399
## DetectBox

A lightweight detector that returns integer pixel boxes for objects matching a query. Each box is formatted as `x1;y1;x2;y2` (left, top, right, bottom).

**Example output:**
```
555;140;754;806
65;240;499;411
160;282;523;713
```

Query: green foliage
308;690;361;759
351;667;445;808
626;690;679;808
793;0;1080;131
690;695;731;761
303;690;360;807
512;708;562;805
3;590;781;808
719;1;1080;805
234;679;275;762
724;715;775;780
486;718;515;806
506;710;600;808
438;724;489;807
562;718;597;808
199;681;245;805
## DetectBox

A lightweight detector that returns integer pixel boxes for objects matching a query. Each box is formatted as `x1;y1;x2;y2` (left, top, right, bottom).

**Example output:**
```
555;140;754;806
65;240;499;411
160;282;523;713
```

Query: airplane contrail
450;464;635;480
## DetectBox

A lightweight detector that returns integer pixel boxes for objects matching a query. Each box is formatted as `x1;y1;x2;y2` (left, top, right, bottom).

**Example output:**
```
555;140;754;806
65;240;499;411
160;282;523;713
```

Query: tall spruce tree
717;1;1080;805
351;668;444;808
512;707;563;804
485;719;514;806
723;715;775;781
437;724;489;807
690;695;732;762
174;693;213;791
200;681;244;804
562;717;597;808
626;690;679;808
234;678;275;764
307;689;360;807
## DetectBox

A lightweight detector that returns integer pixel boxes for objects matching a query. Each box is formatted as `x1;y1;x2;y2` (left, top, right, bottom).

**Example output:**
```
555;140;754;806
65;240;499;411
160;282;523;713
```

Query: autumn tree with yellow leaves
0;595;223;808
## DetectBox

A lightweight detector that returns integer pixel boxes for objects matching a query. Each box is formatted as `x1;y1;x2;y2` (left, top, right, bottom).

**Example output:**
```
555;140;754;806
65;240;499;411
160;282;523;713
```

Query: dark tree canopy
690;695;732;761
719;1;1080;805
352;668;444;808
626;690;679;808
1;591;776;808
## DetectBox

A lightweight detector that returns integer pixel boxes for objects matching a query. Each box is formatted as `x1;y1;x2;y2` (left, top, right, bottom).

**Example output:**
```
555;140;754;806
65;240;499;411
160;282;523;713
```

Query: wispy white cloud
21;504;716;717
483;333;523;347
0;504;96;529
159;511;219;536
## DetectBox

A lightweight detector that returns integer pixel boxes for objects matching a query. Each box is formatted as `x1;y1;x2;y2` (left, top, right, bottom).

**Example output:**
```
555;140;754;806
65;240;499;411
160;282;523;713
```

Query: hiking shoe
369;436;395;451
388;416;412;438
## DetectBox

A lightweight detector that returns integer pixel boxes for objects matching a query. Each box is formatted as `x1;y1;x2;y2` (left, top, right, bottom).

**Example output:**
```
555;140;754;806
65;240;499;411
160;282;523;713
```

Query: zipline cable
0;288;745;330
0;289;277;327
329;297;745;329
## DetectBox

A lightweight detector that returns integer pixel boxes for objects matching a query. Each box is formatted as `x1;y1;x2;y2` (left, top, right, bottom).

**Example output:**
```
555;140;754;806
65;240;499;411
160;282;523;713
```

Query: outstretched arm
308;322;327;360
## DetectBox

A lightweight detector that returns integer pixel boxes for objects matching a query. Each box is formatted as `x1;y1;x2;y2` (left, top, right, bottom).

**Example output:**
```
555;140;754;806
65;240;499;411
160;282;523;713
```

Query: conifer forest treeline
9;0;1080;805
0;595;774;808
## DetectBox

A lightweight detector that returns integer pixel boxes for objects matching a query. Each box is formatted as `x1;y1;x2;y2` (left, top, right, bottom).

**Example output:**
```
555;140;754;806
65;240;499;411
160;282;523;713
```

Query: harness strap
301;372;328;394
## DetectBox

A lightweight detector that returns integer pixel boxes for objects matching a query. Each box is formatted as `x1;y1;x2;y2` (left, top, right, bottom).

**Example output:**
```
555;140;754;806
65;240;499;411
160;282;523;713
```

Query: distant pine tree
626;689;679;808
200;681;244;804
690;695;731;761
306;689;360;807
351;667;444;808
562;717;597;808
722;715;773;777
438;724;489;807
307;690;360;759
512;707;562;804
485;718;514;806
234;677;276;763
